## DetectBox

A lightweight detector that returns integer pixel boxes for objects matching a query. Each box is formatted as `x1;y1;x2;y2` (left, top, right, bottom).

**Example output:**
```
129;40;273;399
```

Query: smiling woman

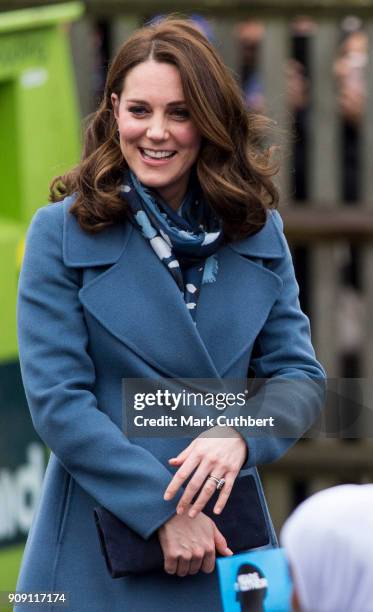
16;15;325;612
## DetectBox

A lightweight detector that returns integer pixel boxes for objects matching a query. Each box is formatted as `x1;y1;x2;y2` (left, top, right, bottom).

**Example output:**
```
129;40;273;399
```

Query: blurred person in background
281;484;373;612
334;18;368;200
16;17;324;611
236;19;266;113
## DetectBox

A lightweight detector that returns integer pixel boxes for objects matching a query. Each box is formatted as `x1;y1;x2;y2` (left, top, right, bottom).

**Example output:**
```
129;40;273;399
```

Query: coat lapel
196;212;285;375
196;246;283;376
63;197;285;378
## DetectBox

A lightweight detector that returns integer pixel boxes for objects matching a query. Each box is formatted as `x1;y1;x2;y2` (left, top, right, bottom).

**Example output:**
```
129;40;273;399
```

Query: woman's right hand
158;508;233;577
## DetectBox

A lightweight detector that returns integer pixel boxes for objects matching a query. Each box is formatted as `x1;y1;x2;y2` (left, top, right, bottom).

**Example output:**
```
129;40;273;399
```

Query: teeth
142;149;175;159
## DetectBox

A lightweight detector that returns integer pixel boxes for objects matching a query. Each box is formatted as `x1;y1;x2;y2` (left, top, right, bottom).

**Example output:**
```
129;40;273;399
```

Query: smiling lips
139;147;177;162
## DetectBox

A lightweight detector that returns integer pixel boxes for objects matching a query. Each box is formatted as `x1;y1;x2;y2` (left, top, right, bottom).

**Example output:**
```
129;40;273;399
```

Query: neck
155;175;190;212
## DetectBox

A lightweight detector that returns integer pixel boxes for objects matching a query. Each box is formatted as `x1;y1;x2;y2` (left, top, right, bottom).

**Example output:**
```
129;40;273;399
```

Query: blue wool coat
16;196;325;611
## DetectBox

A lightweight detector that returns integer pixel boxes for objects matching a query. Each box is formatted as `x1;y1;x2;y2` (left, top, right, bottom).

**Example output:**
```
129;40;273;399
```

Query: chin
134;170;174;188
138;177;169;189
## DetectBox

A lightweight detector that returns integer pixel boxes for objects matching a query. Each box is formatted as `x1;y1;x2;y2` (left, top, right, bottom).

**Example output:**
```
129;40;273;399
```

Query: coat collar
62;195;129;268
229;210;285;259
62;195;285;268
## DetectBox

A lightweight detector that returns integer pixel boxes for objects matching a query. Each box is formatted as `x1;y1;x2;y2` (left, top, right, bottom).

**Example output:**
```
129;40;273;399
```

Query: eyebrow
125;98;187;106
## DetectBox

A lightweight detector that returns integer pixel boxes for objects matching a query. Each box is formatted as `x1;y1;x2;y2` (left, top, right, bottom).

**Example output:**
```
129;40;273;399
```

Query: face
111;60;201;210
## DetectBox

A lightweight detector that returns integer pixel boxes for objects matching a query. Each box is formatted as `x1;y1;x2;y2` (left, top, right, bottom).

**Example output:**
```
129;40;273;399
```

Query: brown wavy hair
50;16;280;241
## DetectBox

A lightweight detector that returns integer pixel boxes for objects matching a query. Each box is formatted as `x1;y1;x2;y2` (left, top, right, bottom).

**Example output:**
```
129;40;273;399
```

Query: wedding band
208;475;226;490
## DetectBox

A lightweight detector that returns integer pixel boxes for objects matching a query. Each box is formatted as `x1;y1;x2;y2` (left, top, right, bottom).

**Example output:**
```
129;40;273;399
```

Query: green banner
0;361;47;550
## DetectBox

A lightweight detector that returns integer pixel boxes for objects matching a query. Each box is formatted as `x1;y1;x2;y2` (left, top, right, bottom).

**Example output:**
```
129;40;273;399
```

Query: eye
171;108;190;120
128;105;148;116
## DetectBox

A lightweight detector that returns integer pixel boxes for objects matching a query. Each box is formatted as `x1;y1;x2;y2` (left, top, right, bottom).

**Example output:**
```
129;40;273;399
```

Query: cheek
118;118;144;143
176;125;201;152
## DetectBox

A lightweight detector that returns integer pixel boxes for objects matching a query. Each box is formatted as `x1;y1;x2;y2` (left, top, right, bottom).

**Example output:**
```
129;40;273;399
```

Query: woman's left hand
163;426;248;518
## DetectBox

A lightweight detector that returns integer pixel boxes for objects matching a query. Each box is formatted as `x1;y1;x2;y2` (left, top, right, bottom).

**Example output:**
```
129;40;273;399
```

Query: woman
281;484;373;612
16;17;325;612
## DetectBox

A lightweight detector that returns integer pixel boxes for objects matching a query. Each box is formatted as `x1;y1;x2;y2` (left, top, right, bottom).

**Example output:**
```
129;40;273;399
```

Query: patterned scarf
120;169;224;321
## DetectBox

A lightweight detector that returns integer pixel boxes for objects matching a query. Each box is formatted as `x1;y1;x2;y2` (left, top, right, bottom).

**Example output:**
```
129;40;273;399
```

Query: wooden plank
4;1;373;18
361;259;373;380
261;474;293;534
309;20;340;202
308;19;340;377
110;15;140;58
361;20;373;378
310;245;340;375
281;207;373;242
262;440;373;475
210;17;240;78
261;18;291;203
306;440;344;497
69;17;98;118
361;21;373;199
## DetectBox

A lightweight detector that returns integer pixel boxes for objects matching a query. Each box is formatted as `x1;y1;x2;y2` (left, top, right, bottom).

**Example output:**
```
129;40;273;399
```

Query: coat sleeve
17;203;182;539
238;211;326;468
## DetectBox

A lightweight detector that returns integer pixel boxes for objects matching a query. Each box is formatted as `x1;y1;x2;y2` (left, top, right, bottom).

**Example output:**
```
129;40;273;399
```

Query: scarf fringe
202;255;219;284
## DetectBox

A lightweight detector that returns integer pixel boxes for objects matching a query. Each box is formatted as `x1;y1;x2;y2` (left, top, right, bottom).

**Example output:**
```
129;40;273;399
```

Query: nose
146;115;169;141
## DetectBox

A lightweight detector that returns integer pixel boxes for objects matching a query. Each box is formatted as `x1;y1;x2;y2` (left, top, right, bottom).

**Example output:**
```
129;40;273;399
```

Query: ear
111;93;120;121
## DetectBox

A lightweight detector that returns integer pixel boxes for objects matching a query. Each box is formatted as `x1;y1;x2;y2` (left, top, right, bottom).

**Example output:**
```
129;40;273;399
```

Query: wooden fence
4;0;373;531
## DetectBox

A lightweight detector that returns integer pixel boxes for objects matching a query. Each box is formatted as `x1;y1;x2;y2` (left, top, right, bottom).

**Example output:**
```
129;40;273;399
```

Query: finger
176;461;213;514
189;547;204;575
201;546;216;574
214;524;233;557
213;472;237;515
164;554;178;575
163;454;200;501
168;445;191;464
176;553;192;578
188;475;220;518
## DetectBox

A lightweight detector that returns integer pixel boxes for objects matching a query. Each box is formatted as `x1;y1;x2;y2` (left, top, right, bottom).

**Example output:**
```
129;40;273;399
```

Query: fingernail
214;507;221;514
177;506;184;515
188;510;196;518
226;548;234;555
164;493;171;500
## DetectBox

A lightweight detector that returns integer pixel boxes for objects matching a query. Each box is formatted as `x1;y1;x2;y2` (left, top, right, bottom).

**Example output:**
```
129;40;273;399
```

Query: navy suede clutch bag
94;474;270;578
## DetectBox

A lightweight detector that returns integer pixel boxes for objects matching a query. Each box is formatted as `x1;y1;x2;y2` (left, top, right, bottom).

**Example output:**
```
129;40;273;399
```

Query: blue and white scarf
120;169;224;321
